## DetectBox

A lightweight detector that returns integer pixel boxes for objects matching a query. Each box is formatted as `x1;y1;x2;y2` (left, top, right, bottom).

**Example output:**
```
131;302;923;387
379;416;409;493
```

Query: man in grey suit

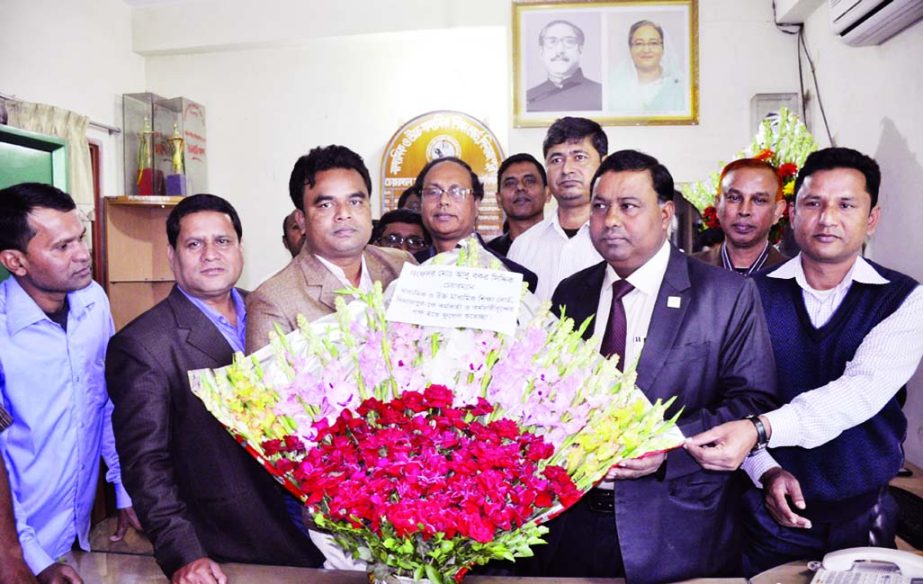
522;150;777;582
106;195;322;584
246;145;414;352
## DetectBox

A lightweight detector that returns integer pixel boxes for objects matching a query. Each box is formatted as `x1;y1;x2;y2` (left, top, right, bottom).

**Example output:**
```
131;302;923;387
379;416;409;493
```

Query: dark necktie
600;279;635;369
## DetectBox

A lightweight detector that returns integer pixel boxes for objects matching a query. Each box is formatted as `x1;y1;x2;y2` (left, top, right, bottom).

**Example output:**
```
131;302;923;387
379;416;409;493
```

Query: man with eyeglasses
371;209;431;254
527;19;602;112
246;145;415;352
486;153;550;257
413;157;538;293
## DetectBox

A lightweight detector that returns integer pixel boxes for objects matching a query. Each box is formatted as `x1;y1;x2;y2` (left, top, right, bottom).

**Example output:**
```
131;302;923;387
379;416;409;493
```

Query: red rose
777;162;798;180
422;384;453;409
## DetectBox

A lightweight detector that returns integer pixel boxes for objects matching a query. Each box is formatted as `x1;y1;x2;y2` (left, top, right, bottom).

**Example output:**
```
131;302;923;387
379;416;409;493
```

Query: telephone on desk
810;547;923;584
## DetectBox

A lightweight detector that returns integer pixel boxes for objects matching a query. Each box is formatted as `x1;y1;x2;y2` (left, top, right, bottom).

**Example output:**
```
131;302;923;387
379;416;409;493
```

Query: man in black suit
527;150;777;582
412;156;538;293
106;195;322;584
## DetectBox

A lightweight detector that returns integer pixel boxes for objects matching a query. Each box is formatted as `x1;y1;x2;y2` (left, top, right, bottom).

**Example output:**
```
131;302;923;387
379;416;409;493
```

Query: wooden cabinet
103;196;182;330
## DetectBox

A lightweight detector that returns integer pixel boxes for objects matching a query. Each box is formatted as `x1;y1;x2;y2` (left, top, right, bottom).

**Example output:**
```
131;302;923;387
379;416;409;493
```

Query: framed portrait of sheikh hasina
513;0;698;127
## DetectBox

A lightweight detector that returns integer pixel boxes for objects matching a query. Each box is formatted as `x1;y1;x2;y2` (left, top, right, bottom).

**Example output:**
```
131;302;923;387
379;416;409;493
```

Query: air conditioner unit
830;0;923;46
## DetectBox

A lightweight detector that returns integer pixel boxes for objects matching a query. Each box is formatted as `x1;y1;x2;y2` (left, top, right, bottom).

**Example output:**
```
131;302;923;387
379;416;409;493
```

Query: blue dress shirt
0;277;130;574
177;286;247;353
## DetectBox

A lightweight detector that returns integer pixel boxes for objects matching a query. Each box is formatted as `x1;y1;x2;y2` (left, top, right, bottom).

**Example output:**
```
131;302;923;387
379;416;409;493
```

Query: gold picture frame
512;0;699;127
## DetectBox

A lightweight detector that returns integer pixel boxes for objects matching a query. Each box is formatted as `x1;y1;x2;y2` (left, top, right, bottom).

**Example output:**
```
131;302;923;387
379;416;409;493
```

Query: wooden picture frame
513;0;698;127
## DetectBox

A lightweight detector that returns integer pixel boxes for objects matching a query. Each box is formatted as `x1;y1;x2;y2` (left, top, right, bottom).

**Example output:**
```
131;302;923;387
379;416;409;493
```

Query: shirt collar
177;285;245;325
549;211;591;238
549;67;588;89
768;254;889;293
603;239;671;296
5;276;95;336
315;253;371;290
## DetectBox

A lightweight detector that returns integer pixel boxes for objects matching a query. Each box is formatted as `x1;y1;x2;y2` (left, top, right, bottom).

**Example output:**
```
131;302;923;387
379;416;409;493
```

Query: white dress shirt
592;240;671;370
315;254;373;293
507;212;602;302
743;255;923;485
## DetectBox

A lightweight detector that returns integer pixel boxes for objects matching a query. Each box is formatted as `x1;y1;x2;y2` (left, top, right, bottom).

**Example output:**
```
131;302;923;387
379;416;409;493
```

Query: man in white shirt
685;147;923;575
507;117;607;302
246;146;414;352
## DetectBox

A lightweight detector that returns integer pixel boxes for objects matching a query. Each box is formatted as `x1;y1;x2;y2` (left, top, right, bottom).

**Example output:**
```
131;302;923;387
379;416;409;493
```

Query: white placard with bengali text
385;265;523;335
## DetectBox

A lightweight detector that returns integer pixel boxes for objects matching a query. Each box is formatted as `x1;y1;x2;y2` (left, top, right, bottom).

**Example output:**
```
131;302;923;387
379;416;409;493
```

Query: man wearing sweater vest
685;147;923;574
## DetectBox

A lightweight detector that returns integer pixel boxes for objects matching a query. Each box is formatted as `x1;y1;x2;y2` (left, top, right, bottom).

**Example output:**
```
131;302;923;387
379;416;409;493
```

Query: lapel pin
667;296;682;309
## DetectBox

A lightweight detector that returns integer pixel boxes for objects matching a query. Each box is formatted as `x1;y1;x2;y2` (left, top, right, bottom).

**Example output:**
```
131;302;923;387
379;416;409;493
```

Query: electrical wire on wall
771;0;836;146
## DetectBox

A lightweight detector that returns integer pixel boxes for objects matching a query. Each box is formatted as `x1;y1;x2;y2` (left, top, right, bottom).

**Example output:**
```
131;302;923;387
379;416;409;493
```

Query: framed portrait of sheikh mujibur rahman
512;0;698;127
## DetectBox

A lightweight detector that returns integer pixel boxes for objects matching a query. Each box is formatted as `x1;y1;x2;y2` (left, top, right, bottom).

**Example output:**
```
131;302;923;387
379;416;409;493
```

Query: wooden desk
79;463;923;583
65;550;748;584
893;461;923;499
750;561;815;584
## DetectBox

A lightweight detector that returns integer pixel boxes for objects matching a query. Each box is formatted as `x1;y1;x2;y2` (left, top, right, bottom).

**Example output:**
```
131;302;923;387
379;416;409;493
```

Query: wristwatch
745;414;768;453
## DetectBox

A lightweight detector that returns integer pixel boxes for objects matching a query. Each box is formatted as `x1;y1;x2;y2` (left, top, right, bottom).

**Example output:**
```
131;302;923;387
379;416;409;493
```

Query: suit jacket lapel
166;286;234;366
559;262;606;341
636;247;692;394
365;248;403;289
297;251;341;312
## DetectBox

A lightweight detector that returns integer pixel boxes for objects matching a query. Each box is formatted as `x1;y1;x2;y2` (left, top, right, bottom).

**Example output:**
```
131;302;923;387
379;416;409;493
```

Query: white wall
0;0;146;197
509;1;800;180
5;0;921;463
141;0;800;286
144;26;509;285
799;7;923;465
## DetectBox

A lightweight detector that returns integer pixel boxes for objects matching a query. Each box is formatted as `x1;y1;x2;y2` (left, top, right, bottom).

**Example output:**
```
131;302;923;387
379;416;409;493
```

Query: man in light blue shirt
0;183;139;582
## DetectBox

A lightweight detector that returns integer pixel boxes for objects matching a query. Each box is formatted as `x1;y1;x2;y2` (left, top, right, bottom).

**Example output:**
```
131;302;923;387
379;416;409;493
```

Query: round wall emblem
380;111;505;235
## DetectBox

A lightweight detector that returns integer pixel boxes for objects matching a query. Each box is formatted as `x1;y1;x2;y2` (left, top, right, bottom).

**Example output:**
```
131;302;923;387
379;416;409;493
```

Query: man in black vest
686;147;923;575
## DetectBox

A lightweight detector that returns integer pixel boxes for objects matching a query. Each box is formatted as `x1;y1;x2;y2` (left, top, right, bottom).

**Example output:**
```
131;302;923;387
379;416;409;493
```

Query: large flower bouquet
190;240;683;583
683;107;818;243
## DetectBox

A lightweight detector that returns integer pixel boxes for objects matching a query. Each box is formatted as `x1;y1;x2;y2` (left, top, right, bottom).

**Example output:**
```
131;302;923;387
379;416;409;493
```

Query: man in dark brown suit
246;145;414;352
106;195;322;584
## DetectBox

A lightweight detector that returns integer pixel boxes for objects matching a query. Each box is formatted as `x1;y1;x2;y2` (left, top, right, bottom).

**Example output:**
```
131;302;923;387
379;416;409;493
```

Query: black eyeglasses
377;233;428;251
420;185;473;200
543;36;580;49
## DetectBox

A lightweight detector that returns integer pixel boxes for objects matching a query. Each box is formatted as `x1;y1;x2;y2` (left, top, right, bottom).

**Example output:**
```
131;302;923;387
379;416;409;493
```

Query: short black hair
591;149;675;204
543;117;608;159
538;19;585;47
370;209;431;245
413;157;485;201
497;153;547;188
166;194;243;248
397;186;420;209
795;147;881;208
288;145;372;211
0;182;76;252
